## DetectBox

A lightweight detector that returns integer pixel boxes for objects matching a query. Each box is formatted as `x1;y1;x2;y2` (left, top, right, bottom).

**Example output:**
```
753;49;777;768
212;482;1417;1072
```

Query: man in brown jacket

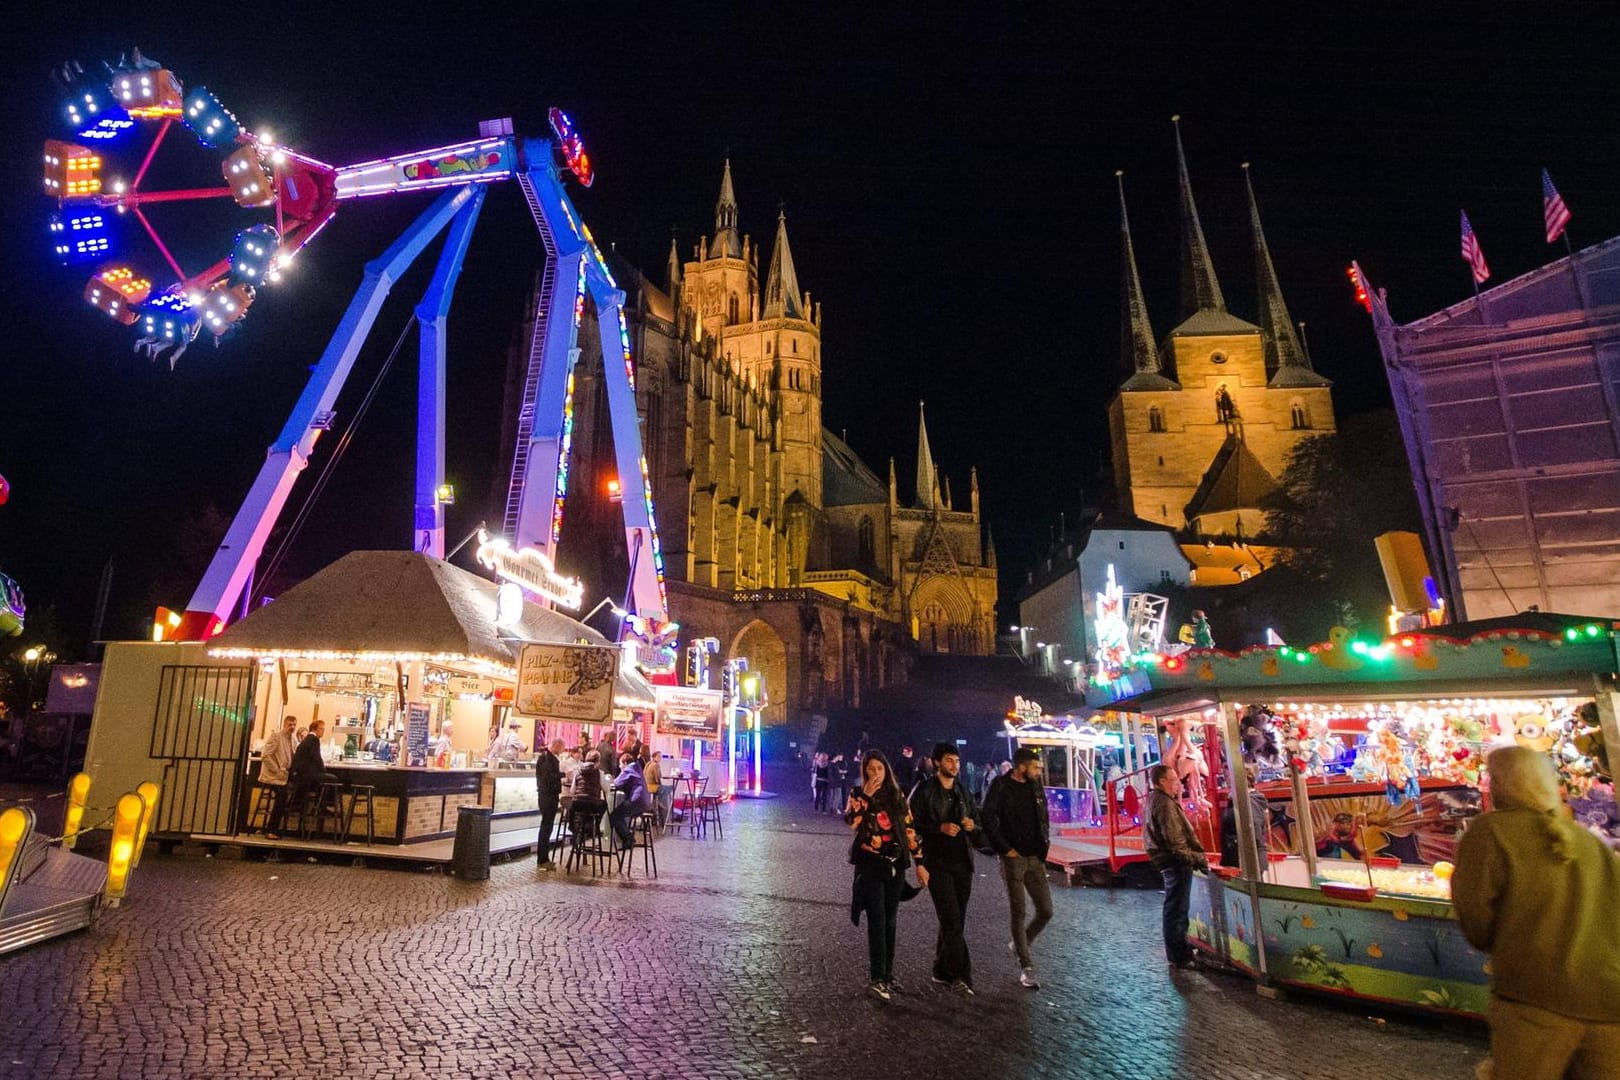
1143;763;1208;970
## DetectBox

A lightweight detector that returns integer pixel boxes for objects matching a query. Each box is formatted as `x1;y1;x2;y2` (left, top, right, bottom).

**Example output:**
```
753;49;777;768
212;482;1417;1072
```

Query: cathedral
536;163;999;730
1108;123;1336;541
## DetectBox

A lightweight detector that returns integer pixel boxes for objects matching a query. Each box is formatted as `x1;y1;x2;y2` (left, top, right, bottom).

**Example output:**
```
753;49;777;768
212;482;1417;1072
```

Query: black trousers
536;795;559;863
856;864;905;982
927;857;974;985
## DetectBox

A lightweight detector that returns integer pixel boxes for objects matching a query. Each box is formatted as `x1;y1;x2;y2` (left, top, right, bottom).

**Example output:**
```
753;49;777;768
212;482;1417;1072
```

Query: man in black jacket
909;742;982;995
982;747;1053;989
535;737;564;870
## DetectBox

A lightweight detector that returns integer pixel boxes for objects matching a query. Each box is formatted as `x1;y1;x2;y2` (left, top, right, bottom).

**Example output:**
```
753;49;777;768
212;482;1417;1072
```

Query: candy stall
1102;614;1619;1016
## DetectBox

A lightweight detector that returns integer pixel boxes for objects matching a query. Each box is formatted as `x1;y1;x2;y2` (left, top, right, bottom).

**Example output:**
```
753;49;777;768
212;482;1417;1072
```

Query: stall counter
1190;871;1489;1016
245;759;486;844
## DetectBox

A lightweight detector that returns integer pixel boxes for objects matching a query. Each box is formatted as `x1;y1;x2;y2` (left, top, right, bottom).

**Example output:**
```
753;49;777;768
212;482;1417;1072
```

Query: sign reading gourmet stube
653;686;724;741
514;643;619;722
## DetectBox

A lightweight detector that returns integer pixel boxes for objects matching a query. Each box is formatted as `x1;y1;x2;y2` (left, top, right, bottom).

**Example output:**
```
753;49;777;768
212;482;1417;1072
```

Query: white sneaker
1020;967;1040;990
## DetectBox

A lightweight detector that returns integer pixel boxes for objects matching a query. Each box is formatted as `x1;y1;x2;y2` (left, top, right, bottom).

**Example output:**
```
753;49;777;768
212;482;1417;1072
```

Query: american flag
1460;210;1490;284
1542;168;1572;244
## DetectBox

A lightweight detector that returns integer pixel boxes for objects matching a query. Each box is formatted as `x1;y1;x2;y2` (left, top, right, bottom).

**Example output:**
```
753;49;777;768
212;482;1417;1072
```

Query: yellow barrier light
0;806;36;916
131;781;160;869
62;772;91;850
104;792;145;906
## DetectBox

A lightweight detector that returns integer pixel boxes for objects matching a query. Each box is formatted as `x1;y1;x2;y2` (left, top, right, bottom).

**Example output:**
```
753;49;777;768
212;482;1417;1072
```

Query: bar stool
696;792;724;840
566;807;611;875
624;812;658;879
342;784;375;845
246;783;276;833
304;780;344;841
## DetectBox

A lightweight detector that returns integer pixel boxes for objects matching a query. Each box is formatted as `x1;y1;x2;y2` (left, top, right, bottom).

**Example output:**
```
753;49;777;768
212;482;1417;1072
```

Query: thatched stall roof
207;550;656;707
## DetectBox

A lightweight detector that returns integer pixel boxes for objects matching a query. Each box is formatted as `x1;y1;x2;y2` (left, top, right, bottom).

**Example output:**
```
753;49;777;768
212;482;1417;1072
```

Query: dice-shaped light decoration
182;86;241;149
140;292;201;345
229;224;280;287
223;144;275;208
84;267;151;326
43;140;103;198
64;84;135;142
48;210;113;264
110;67;183;119
198;281;255;335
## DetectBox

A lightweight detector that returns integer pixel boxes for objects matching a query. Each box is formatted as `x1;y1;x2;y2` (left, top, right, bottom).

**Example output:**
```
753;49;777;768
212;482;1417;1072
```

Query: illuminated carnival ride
42;50;665;646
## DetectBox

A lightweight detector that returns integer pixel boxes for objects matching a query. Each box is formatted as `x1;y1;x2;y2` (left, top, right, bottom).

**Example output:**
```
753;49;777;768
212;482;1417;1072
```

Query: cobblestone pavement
2;787;1487;1079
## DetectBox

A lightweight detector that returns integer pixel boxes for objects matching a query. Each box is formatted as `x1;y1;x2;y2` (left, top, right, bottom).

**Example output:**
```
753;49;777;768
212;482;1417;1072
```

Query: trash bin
451;805;492;880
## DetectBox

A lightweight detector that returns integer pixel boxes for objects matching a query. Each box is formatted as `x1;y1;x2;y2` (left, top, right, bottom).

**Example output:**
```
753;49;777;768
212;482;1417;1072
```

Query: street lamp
19;645;55;712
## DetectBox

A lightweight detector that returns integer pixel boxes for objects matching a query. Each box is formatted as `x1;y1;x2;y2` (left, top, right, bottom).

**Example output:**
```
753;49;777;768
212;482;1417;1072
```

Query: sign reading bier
653;686;724;741
514;643;619;722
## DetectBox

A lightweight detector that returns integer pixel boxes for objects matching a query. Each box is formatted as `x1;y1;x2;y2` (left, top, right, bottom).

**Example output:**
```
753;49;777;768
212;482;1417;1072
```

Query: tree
1259;410;1423;641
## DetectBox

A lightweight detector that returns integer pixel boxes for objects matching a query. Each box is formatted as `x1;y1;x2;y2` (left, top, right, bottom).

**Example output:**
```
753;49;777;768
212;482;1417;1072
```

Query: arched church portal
730;619;790;727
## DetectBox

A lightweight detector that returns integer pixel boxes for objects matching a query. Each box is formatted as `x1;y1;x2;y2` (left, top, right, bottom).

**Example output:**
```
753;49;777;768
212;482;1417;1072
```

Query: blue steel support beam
180;185;479;636
413;187;487;558
594;302;668;623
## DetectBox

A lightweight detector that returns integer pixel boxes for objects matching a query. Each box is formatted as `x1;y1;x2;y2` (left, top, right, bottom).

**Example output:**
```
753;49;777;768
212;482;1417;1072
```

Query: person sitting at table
610;751;654;849
570;750;607;837
283;719;335;835
643;749;667;826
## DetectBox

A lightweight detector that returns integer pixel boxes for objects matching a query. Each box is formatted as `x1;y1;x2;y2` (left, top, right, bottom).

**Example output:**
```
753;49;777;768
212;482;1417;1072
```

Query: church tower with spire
1107;120;1335;539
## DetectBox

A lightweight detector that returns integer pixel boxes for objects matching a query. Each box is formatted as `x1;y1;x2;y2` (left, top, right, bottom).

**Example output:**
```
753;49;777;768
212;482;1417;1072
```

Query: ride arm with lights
175;185;484;639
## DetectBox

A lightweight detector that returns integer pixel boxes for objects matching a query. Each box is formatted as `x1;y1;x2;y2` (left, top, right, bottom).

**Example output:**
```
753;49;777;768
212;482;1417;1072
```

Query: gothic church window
1148;406;1165;433
728;295;740;323
857;516;875;567
1290;398;1311;429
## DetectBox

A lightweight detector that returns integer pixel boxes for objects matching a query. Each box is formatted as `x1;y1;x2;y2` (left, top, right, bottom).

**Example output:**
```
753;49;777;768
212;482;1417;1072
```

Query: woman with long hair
845;749;928;1000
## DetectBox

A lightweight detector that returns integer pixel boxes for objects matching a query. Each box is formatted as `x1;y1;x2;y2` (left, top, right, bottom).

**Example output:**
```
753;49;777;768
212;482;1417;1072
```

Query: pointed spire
888;457;898;505
708;160;742;259
970;466;980;518
942;475;953;511
1173;116;1226;317
1117;171;1174;389
1244;164;1329;387
666;232;682;294
985;525;997;569
763;209;805;319
915;401;937;510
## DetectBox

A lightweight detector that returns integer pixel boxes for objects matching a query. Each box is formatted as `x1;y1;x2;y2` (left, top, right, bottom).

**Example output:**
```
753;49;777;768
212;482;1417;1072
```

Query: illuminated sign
653;686;724;740
475;531;584;610
513;643;619;722
333;138;514;199
623;612;680;675
447;676;494;698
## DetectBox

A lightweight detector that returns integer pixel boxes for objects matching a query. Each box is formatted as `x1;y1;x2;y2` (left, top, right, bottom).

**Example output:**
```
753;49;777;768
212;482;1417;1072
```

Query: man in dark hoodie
909;742;982;995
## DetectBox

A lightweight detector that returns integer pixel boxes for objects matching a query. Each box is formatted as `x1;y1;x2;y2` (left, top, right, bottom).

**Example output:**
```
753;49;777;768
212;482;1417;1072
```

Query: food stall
207;550;655;845
1100;614;1619;1016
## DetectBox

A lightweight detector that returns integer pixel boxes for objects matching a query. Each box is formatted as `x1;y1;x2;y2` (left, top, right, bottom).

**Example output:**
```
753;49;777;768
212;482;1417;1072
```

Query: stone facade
542;164;998;728
1108;132;1336;538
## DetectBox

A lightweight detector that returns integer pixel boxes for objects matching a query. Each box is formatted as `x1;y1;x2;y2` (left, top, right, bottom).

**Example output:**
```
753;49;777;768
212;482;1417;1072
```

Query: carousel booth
208;551;656;845
1102;615;1619;1017
1002;699;1168;875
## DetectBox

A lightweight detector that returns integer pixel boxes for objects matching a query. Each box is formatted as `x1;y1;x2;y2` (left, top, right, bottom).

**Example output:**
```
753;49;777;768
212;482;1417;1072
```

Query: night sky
7;4;1620;655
